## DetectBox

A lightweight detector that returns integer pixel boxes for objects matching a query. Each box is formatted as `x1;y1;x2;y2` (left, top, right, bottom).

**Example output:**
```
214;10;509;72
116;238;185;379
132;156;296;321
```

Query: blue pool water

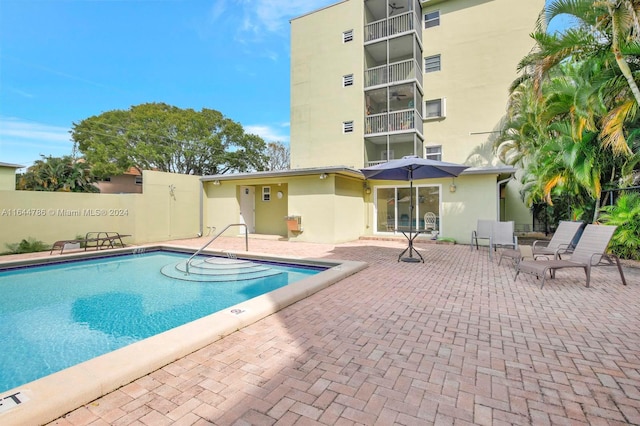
0;251;322;393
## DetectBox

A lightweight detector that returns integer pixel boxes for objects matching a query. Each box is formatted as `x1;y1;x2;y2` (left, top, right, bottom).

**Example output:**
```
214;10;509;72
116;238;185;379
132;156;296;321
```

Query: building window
135;176;143;185
425;146;442;161
343;74;354;87
343;121;354;133
343;30;354;43
424;11;440;28
262;186;271;201
424;54;441;73
424;98;445;118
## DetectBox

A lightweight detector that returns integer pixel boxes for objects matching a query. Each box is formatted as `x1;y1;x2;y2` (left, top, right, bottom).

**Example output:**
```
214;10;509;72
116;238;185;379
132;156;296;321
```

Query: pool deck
4;236;640;425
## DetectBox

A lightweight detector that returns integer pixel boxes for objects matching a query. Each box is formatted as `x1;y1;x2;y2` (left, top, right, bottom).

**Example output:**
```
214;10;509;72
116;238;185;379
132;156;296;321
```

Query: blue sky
0;0;337;168
1;0;570;169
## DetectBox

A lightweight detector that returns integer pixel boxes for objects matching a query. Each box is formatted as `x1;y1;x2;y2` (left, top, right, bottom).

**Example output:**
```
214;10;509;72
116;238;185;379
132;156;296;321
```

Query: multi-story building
202;0;542;244
291;0;542;170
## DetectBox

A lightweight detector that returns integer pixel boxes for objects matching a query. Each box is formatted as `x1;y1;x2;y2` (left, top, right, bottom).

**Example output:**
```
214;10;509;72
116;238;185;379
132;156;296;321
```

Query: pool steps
160;257;283;282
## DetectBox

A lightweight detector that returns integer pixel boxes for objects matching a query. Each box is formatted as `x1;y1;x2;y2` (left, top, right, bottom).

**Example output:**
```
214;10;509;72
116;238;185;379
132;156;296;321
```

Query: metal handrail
185;224;248;275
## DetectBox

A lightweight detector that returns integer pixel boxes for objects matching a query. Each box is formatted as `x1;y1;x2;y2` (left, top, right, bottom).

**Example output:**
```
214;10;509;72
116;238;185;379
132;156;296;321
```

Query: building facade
202;0;542;244
291;0;542;170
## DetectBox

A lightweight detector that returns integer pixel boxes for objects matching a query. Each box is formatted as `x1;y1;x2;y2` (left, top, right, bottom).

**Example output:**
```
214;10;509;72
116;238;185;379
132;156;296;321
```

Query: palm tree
498;57;637;221
533;0;640;105
17;156;99;193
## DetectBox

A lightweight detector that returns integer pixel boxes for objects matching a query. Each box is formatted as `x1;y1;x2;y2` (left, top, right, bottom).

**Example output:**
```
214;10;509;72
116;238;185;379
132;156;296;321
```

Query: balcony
364;12;422;43
365;58;423;89
365;109;424;136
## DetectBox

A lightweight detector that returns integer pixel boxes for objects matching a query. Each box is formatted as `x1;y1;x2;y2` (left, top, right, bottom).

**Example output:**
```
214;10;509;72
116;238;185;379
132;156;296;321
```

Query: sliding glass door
374;185;440;232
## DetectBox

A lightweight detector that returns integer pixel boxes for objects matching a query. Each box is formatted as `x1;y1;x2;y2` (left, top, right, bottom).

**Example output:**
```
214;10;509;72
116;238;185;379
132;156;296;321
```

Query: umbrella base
400;257;422;263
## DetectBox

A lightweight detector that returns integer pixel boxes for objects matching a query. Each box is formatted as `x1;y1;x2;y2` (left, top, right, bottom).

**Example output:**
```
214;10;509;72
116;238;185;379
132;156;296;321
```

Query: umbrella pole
400;169;423;263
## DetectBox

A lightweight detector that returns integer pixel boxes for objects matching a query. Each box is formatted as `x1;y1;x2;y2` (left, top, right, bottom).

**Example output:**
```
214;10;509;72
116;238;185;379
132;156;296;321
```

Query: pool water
0;251;321;393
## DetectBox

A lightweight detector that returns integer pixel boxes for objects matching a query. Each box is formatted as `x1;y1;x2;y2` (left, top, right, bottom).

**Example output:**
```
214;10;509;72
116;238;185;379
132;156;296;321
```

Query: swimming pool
0;245;366;425
0;250;322;393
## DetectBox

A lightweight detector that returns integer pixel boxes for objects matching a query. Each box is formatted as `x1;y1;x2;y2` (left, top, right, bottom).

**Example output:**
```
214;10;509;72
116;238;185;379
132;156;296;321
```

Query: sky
0;0;571;169
0;0;337;168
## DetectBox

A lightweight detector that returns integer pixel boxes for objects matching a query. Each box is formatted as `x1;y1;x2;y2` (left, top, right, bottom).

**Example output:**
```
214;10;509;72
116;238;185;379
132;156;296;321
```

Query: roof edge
460;165;516;176
200;166;364;182
0;162;26;169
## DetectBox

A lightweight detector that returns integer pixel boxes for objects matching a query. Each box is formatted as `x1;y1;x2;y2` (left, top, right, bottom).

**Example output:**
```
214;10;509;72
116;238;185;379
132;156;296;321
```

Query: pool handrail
185;224;248;275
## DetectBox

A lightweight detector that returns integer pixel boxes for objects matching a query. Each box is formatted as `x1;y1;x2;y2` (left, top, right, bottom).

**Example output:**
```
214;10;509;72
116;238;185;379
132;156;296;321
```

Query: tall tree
71;103;269;177
498;0;640;222
264;142;290;171
17;155;99;192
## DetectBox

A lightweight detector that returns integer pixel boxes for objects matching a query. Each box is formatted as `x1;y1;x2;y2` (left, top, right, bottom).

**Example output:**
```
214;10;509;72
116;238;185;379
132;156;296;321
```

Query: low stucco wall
0;171;202;251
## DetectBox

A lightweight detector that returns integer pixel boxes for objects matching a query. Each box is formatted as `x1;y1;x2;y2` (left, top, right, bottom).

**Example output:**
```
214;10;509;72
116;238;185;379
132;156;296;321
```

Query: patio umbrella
361;156;469;262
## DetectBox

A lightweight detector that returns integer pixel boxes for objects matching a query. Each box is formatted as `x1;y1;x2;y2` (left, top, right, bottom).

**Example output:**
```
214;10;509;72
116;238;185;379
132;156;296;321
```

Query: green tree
71;103;268;177
529;0;640;107
17;155;99;192
498;3;640;222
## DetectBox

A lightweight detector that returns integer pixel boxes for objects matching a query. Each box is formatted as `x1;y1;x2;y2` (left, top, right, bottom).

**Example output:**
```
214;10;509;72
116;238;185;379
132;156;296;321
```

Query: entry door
239;186;255;234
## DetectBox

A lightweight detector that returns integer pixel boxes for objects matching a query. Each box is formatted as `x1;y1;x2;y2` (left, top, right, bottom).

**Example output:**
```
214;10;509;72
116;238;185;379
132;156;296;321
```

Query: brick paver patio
14;237;640;425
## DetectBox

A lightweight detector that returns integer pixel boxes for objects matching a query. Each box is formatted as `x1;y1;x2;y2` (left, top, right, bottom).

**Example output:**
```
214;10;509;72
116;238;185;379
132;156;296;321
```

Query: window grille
343;121;354;133
424;54;441;73
425;98;445;118
343;30;354;43
425;146;442;161
343;74;354;87
424;11;440;28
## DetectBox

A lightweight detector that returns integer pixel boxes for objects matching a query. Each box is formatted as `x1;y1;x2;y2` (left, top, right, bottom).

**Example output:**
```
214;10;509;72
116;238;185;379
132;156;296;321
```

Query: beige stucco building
204;0;542;244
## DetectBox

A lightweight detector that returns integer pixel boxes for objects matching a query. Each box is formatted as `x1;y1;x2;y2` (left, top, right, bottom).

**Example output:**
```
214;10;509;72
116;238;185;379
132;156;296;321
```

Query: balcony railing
365;58;423;88
364;11;422;43
365;109;423;135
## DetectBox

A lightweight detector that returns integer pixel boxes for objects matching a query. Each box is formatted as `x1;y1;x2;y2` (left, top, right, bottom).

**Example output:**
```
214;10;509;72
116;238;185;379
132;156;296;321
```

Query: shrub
4;237;50;254
599;192;640;260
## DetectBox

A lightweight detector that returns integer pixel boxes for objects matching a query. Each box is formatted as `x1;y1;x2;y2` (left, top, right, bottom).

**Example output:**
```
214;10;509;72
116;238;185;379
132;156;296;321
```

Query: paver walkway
23;237;640;424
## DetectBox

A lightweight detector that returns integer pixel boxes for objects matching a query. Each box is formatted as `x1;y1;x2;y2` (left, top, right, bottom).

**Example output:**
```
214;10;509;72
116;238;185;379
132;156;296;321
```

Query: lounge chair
471;219;494;251
50;232;131;255
531;220;585;259
489;221;517;261
514;224;627;288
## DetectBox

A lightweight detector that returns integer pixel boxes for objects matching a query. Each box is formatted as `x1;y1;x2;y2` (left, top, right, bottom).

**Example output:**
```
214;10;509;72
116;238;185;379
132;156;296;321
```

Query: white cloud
245;123;289;143
232;0;336;38
242;0;336;33
0;118;74;167
0;118;71;143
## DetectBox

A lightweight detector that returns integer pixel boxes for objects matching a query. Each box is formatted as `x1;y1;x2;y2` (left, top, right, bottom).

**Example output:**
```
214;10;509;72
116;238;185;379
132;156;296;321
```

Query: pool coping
0;245;368;426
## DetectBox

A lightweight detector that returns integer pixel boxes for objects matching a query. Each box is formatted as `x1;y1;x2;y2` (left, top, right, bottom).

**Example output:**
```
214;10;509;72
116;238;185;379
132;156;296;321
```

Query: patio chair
531;220;585;260
489;221;518;261
471;219;494;251
423;212;437;232
514;224;627;288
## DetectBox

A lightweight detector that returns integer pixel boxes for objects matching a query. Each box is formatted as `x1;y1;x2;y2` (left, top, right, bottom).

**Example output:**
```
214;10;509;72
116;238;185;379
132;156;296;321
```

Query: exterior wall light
449;179;457;193
319;173;328;180
213;180;221;185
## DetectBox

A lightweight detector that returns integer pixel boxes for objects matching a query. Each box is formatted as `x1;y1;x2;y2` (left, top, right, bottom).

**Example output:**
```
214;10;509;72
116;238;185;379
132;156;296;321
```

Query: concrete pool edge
0;246;368;426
